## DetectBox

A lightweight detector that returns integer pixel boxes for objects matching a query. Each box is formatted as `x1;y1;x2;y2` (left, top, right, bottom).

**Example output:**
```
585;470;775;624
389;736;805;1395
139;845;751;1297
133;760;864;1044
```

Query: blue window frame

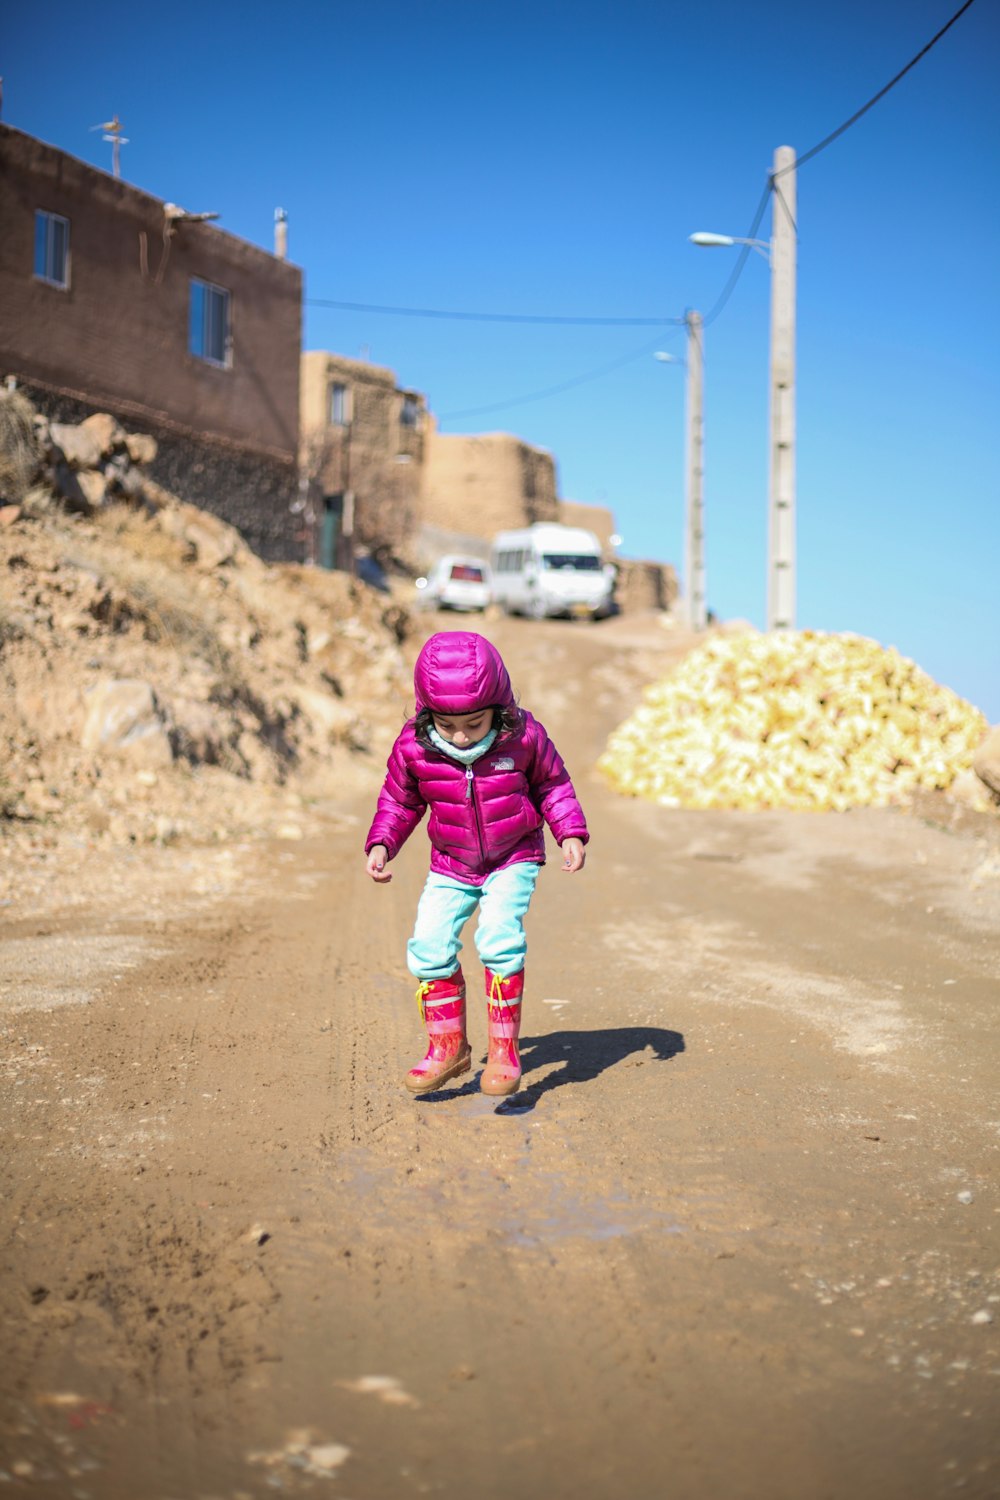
329;382;349;426
34;211;70;288
189;277;231;367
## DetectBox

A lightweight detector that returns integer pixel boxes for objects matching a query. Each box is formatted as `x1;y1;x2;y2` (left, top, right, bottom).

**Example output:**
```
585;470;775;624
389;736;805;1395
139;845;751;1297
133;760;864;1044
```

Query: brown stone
972;725;1000;797
79;412;126;457
81;679;173;768
185;515;238;570
75;470;108;510
0;504;21;526
157;501;242;569
125;431;158;466
50;421;104;470
102;453;146;501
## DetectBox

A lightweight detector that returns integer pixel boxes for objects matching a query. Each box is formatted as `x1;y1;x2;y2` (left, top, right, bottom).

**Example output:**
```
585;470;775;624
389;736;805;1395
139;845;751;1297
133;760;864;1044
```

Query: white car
415;556;493;612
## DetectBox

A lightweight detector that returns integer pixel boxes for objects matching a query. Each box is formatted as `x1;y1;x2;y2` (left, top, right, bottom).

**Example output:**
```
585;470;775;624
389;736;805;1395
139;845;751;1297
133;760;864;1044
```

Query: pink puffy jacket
365;632;589;885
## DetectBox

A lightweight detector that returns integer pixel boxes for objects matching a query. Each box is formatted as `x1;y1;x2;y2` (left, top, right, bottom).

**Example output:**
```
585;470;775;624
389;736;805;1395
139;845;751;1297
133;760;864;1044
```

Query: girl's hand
560;838;586;873
366;845;393;883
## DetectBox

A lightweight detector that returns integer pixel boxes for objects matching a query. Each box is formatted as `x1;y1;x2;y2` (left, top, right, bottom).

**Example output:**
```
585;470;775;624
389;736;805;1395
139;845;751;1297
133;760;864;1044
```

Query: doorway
320;494;343;571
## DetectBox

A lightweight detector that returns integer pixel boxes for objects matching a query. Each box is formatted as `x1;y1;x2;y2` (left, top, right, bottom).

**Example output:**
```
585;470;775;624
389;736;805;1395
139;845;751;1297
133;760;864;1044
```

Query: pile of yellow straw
597;630;986;811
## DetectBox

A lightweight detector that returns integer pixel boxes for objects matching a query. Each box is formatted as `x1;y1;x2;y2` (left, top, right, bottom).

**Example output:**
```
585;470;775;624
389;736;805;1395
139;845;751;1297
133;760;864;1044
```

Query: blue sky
5;0;998;718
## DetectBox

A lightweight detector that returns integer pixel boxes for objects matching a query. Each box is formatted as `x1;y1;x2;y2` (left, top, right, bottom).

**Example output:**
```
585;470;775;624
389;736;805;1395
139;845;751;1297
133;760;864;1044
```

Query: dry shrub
0;389;39;504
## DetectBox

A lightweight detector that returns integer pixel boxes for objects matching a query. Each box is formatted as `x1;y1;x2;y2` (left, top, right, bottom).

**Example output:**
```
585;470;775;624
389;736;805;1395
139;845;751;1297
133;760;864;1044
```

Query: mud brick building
300;351;568;572
419;424;560;556
300;351;427;568
298;354;677;608
0;124;302;560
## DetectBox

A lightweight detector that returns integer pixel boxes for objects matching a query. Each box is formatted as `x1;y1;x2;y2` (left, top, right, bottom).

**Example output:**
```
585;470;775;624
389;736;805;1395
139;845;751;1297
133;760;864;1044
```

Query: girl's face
431;708;493;748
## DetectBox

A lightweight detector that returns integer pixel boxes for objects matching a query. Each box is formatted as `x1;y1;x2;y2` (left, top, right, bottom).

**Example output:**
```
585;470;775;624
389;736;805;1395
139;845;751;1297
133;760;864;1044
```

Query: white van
490;523;613;620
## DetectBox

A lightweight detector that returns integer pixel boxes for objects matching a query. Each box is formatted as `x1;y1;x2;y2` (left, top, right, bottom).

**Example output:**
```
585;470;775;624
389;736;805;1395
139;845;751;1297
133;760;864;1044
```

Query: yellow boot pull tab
489;972;511;1010
415;980;434;1022
489;972;514;1044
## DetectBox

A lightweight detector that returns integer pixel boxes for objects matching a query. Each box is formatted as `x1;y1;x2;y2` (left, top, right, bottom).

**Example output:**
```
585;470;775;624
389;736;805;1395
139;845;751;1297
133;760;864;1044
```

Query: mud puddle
318;1144;684;1251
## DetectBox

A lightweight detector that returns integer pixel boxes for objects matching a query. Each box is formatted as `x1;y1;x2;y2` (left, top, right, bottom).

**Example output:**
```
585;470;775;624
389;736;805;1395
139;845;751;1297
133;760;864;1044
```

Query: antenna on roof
90;115;128;177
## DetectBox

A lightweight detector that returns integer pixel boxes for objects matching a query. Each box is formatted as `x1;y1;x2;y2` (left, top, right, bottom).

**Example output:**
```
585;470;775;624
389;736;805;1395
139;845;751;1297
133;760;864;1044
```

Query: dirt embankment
1;406;416;919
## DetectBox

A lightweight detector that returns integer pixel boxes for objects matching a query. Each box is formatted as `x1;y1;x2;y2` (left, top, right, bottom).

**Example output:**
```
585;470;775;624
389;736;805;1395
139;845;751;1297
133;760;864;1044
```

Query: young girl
365;630;588;1098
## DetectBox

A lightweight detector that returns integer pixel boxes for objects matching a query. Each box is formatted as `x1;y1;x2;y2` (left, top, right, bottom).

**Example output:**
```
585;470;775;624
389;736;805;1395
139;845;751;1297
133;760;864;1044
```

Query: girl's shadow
418;1026;685;1113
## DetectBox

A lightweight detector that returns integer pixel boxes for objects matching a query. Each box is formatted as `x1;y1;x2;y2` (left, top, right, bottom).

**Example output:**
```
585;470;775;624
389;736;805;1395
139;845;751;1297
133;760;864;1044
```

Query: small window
329;382;350;426
400;395;419;428
450;564;484;582
34;210;70;289
189;278;231;367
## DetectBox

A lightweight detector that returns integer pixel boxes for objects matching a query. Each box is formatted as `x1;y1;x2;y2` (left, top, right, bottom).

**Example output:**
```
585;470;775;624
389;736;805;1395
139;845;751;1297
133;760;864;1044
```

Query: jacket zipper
466;765;487;864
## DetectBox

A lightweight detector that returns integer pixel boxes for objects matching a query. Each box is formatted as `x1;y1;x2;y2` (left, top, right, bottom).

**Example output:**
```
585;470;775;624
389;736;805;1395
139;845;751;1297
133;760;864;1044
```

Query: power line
306;296;683;327
310;0;979;417
702;179;774;328
437;328;683;422
776;0;978;174
702;0;977;323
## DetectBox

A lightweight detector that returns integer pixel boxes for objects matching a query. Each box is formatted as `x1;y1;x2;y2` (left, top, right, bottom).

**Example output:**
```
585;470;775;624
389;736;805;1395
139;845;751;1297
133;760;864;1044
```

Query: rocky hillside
0;391;413;894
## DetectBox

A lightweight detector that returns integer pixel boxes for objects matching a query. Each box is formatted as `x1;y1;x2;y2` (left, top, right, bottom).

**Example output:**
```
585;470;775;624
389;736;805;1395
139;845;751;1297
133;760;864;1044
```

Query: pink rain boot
481;968;524;1097
405;968;472;1094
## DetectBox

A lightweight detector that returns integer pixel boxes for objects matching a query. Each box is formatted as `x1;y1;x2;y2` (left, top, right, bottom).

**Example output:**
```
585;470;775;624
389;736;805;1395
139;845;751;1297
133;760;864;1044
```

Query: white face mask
427;724;499;764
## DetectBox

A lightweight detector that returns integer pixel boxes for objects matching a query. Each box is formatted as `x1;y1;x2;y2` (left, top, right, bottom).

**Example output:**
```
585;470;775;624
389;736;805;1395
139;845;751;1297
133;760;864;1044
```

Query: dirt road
2;612;999;1499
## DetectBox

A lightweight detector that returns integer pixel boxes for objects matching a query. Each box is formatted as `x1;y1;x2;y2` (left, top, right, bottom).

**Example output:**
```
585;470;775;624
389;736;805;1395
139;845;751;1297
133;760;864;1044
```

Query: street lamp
689;231;770;261
654;310;706;632
690;145;797;631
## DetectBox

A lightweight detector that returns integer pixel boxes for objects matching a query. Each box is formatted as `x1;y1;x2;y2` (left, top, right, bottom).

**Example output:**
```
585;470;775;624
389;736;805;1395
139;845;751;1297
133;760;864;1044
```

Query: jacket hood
413;631;514;716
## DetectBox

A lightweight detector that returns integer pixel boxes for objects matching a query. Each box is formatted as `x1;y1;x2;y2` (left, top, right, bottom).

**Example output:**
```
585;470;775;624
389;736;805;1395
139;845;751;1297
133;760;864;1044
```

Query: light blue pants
407;862;540;982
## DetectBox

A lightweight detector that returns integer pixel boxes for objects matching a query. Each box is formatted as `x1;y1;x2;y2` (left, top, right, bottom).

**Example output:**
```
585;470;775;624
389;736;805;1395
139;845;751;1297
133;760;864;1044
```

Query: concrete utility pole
768;145;797;631
684;310;706;631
